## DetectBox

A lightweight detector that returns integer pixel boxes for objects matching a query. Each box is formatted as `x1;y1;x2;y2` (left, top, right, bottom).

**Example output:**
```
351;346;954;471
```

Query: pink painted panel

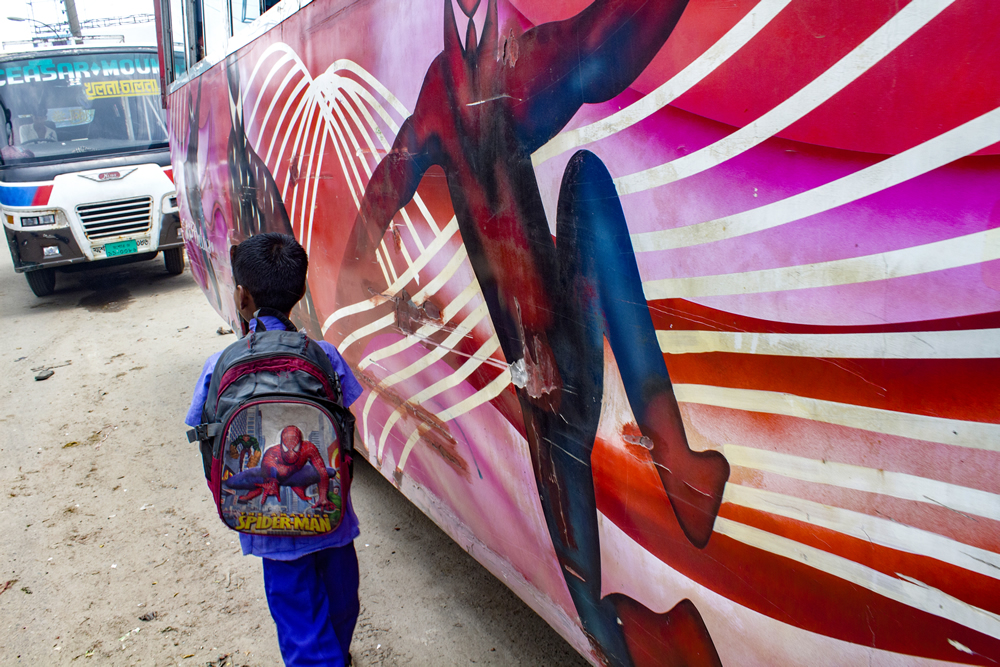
169;0;1000;664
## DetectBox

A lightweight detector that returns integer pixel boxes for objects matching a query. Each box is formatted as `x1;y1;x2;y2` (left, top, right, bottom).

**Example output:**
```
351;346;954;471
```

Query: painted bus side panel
168;0;1000;665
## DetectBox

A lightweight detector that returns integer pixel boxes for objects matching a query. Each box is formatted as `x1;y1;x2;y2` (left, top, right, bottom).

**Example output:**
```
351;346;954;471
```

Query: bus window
170;0;188;78
200;0;230;59
157;0;275;81
237;0;260;31
0;104;12;159
161;0;199;79
0;53;167;165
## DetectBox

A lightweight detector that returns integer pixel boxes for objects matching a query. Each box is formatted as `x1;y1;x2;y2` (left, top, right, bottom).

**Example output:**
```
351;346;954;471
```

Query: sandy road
0;256;587;666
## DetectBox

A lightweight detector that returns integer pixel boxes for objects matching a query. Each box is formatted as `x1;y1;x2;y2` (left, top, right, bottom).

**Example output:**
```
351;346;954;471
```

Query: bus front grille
77;196;153;240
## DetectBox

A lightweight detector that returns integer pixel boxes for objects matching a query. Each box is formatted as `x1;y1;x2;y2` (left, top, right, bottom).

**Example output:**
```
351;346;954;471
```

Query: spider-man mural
173;0;1000;660
339;1;730;664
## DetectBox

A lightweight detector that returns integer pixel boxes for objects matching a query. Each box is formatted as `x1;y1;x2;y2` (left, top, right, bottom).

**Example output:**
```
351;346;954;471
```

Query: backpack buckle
187;423;221;443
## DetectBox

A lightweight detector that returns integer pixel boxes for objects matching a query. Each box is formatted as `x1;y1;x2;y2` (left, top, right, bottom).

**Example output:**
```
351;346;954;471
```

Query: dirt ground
0;256;588;666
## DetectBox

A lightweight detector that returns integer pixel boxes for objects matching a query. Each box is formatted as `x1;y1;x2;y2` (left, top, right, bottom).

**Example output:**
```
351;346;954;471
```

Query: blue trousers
262;543;359;667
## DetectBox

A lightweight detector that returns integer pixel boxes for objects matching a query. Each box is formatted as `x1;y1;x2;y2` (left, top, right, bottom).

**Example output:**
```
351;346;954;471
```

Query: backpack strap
248;308;316;357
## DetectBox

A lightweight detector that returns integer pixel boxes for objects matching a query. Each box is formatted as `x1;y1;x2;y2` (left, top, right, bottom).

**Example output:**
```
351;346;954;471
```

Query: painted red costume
238;425;334;510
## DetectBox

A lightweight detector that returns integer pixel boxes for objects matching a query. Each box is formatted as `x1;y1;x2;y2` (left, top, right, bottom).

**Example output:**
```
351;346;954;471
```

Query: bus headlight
21;214;56;227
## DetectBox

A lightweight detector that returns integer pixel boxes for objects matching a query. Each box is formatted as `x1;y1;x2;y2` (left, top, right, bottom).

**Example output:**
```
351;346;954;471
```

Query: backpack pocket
211;398;350;536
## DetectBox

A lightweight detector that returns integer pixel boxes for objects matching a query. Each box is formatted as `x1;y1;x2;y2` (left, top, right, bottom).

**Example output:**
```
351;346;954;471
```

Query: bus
155;0;1000;665
0;46;183;297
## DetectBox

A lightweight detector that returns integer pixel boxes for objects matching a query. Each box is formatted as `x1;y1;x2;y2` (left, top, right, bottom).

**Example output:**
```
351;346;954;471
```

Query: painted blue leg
556;150;729;550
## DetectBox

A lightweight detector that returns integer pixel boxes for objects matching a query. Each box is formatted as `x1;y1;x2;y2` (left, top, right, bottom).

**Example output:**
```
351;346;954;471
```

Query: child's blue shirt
186;315;363;560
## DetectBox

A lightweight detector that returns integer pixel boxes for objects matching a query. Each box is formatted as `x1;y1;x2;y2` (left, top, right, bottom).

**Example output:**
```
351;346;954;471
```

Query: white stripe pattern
531;0;794;166
643;225;1000;299
616;0;957;196
322;216;461;335
631;105;1000;253
657;328;1000;359
674;384;1000;452
374;301;492;461
722;484;1000;582
376;329;498;463
723;444;1000;523
714;518;1000;641
242;46;511;476
395;369;513;472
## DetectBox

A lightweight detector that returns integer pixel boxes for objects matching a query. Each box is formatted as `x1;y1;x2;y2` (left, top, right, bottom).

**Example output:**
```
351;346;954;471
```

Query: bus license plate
105;240;137;257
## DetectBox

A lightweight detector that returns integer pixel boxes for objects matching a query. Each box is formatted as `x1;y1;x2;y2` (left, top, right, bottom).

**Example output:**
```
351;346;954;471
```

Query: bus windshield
0;51;168;166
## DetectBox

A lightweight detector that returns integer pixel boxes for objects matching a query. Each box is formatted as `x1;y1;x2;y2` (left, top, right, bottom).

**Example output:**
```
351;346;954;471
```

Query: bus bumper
4;224;88;273
5;212;183;273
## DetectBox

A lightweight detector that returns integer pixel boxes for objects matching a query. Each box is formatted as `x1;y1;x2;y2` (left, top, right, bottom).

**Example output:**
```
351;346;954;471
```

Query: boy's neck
241;308;295;336
252;308;293;320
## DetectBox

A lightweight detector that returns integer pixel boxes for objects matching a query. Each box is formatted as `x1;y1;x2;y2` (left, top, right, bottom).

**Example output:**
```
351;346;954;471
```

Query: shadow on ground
11;256;200;318
350;456;589;666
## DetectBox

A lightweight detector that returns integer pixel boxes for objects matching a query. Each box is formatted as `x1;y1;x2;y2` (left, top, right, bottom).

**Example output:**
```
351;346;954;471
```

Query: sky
1;0;158;53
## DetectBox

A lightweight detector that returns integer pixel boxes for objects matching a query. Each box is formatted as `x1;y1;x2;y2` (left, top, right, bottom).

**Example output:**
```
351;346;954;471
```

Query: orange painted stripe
666;352;1000;424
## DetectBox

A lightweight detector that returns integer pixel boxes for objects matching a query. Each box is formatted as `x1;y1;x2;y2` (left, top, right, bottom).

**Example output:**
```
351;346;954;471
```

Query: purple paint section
534;102;881;236
532;91;1000;334
538;100;1000;286
633;156;1000;281
682;402;1000;496
692;261;1000;326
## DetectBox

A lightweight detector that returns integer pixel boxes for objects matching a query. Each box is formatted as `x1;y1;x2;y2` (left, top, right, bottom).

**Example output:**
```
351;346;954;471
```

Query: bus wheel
164;247;185;275
25;268;56;297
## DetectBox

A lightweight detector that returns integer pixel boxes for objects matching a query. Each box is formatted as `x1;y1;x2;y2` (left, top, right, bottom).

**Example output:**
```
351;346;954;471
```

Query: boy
186;233;363;666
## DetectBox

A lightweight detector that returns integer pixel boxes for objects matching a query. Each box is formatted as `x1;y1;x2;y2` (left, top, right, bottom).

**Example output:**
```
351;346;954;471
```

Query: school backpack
187;309;356;537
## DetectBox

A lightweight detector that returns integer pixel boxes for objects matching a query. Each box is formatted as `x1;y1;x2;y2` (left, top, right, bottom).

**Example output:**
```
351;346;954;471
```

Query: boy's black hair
230;233;308;314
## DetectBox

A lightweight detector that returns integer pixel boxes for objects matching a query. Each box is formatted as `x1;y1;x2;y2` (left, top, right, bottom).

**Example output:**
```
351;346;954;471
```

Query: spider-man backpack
187;309;356;537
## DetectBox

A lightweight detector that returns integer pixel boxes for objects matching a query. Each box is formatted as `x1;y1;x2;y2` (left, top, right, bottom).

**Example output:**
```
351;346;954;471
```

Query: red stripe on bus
666;353;1000;425
724;464;1000;556
681;402;1000;503
718;502;1000;617
648;298;1000;335
31;185;52;206
592;435;1000;664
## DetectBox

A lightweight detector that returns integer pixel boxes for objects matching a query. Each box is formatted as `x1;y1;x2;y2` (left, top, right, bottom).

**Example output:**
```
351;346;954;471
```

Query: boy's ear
235;285;252;312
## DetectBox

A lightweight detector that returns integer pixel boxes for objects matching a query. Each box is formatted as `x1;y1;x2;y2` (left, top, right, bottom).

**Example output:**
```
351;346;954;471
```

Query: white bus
0;45;183;296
